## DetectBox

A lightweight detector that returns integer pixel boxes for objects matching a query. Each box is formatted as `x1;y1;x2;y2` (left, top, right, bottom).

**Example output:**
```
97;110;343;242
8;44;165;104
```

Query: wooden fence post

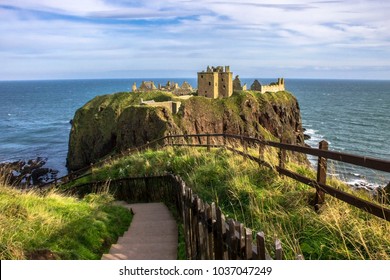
227;219;236;259
207;133;210;152
244;227;252;260
259;143;264;160
275;239;283;260
256;232;266;260
197;198;206;260
243;139;248;161
215;207;226;259
192;196;200;259
279;139;286;169
315;140;328;210
205;203;214;259
186;188;194;259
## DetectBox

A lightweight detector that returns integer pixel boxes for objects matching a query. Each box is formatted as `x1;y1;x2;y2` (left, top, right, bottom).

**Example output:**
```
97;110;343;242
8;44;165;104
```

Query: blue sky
1;0;389;80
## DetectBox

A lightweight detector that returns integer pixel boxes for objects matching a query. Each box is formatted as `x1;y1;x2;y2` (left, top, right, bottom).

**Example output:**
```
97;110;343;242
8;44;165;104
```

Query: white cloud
0;0;390;79
1;0;114;15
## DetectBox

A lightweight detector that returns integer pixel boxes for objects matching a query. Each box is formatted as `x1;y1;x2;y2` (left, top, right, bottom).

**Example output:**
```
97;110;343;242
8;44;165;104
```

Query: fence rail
67;174;286;260
43;133;390;222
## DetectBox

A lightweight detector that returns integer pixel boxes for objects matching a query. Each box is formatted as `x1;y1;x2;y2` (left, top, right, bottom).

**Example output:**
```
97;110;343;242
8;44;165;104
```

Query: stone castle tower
197;66;233;98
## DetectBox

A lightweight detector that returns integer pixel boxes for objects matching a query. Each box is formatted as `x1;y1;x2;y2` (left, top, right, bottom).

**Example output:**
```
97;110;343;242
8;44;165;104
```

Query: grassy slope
81;91;179;112
0;185;132;260
67;146;390;260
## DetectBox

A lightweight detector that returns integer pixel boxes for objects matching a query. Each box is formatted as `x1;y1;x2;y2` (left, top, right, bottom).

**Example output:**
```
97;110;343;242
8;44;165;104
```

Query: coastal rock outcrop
67;90;305;171
0;157;58;187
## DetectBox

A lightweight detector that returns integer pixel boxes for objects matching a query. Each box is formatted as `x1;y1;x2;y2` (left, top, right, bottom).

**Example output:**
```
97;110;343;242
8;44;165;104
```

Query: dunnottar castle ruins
197;66;285;98
132;66;285;113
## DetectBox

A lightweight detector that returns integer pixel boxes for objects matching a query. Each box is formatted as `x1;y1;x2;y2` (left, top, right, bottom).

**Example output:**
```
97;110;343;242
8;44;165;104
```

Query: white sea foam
346;178;380;189
304;127;326;149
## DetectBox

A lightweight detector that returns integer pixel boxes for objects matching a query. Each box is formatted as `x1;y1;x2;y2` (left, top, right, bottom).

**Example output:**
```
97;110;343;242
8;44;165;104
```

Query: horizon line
1;77;390;82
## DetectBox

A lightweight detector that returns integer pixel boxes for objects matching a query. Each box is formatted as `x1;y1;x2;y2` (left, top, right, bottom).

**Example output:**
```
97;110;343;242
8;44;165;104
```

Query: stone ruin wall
141;101;182;114
260;79;285;94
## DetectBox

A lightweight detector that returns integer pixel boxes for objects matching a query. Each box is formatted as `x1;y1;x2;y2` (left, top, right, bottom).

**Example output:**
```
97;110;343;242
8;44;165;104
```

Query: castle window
222;78;224;81
209;82;211;86
223;85;226;89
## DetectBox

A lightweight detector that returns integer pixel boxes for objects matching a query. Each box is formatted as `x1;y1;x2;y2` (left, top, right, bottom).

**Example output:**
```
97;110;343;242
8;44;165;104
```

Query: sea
0;78;389;188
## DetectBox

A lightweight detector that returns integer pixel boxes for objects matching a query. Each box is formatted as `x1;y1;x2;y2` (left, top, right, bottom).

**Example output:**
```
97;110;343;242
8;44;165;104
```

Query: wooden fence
67;174;286;260
43;133;390;222
169;133;390;221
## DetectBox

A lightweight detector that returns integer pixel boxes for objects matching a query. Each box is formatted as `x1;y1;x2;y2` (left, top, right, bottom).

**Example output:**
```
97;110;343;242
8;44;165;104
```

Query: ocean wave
346;178;380;189
304;128;318;135
304;128;325;145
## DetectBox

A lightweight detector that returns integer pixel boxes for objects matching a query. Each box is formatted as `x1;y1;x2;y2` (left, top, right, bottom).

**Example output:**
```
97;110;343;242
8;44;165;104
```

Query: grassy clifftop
0;183;132;260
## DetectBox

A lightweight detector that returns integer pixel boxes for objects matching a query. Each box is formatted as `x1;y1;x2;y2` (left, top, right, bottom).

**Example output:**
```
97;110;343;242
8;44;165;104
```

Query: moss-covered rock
116;106;181;150
67;90;304;171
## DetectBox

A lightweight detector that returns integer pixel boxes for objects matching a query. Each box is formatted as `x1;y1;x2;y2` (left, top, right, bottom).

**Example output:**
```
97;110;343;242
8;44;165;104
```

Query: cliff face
67;91;304;171
178;92;304;145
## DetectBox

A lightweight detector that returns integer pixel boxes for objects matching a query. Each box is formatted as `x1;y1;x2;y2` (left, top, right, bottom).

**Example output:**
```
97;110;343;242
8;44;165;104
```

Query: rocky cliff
67;90;305;171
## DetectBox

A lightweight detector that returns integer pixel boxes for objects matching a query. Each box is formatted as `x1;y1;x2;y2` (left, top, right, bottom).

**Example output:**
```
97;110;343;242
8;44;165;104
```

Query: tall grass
0;180;132;260
65;146;390;259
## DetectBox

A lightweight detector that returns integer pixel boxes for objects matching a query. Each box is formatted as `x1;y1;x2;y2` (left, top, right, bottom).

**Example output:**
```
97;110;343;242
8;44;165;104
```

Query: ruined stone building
173;81;193;96
250;79;262;91
132;66;284;102
197;66;284;98
132;80;193;96
197;66;233;99
250;78;285;94
163;81;193;96
134;81;157;92
233;75;247;91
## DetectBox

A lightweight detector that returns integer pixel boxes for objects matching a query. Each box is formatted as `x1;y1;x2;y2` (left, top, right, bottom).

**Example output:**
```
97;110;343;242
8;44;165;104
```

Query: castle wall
218;71;233;98
260;84;284;93
260;78;285;93
141;101;182;114
197;72;218;98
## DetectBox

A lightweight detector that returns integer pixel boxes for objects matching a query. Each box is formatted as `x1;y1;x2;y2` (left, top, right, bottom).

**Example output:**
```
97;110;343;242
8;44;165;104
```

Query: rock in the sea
304;134;311;140
0;158;58;187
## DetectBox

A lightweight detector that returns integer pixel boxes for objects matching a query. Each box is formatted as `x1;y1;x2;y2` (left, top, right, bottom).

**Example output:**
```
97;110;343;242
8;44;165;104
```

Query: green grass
65;146;390;260
0;184;132;260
